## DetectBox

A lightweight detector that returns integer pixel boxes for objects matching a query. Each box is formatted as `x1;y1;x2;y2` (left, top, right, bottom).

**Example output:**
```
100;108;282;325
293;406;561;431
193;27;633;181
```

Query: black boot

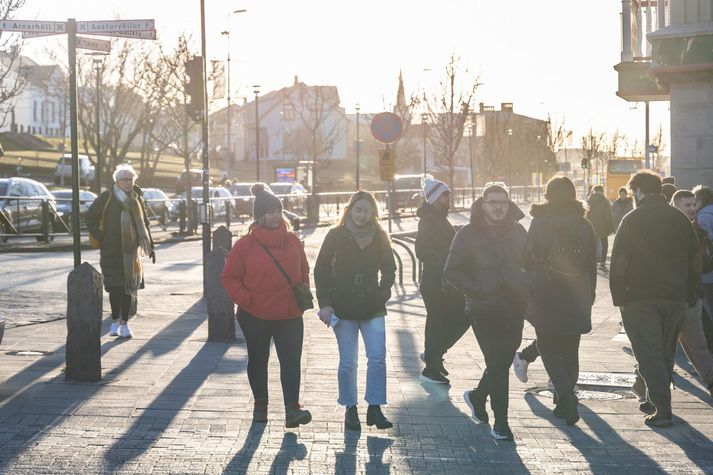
345;405;361;431
366;405;393;429
560;392;580;426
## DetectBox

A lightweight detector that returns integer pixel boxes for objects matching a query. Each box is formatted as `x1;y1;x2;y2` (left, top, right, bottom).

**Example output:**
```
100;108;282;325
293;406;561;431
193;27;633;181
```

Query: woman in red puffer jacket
221;183;312;428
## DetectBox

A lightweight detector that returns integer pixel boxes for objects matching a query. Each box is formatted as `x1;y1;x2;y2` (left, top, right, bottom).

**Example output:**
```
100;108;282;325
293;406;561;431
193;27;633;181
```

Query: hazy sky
15;0;670;150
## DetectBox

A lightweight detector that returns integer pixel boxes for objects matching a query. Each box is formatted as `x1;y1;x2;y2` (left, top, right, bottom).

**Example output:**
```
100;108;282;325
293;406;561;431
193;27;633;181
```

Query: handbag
256;240;314;311
89;192;113;249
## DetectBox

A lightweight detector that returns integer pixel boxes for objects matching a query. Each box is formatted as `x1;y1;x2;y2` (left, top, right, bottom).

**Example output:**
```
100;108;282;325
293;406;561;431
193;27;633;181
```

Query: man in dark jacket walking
416;178;469;384
444;185;527;441
610;171;701;428
587;185;615;270
611;187;634;230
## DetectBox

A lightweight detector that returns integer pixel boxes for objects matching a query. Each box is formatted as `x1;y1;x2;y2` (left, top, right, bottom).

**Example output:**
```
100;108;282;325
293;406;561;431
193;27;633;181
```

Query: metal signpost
370;112;403;234
6;17;156;268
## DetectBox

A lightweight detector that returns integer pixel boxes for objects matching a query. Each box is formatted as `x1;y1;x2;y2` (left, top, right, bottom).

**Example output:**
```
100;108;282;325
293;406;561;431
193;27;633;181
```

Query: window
51;103;56;122
33;101;37;122
41;101;45;122
283;104;295;121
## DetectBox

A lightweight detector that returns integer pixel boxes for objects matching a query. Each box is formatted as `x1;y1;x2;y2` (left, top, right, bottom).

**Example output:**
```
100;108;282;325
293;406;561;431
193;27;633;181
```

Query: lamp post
200;0;211;264
422;113;428;177
507;128;513;186
355;103;360;190
253;85;260;181
468;122;475;201
536;134;542;201
220;9;247;178
92;58;103;194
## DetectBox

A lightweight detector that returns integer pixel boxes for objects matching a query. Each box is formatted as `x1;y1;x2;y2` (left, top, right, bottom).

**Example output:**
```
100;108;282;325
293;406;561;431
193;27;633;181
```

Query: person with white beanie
416;177;470;384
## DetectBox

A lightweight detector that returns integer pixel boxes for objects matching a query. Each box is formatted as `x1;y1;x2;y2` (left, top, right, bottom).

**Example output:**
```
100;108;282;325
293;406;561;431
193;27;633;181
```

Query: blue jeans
333;316;387;407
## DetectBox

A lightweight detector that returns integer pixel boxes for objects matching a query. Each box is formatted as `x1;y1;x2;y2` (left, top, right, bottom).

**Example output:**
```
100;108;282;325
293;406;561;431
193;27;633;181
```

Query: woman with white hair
86;164;155;338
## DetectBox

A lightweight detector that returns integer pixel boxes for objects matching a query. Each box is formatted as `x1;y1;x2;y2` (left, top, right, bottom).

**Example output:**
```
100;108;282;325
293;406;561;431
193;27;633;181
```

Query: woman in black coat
524;177;596;425
86;164;155;339
314;191;397;432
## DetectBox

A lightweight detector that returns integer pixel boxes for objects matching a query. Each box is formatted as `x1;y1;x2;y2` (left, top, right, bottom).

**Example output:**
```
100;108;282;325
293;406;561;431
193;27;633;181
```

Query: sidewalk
0;270;712;473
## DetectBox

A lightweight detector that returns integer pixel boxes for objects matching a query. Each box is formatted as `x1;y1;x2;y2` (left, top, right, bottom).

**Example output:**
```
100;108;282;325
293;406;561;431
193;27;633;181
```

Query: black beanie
251;183;283;219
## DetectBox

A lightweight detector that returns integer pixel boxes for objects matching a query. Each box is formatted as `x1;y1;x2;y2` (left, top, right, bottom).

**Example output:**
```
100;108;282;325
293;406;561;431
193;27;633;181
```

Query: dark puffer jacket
610;194;700;307
415;203;455;289
86;186;154;290
524;201;597;335
314;225;396;320
443;198;527;321
611;197;633;230
586;192;615;238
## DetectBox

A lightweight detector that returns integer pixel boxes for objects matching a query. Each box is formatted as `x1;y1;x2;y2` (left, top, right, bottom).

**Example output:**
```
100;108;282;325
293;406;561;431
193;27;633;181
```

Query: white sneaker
118;324;133;339
513;352;529;383
109;322;119;336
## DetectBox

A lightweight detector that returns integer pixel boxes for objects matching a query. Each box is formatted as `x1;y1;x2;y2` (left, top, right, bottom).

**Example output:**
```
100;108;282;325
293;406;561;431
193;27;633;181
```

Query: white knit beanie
422;177;450;205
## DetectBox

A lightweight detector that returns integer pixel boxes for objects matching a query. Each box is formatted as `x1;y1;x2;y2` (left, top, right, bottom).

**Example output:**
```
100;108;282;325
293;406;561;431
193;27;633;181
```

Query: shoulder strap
255;238;295;287
98;191;112;232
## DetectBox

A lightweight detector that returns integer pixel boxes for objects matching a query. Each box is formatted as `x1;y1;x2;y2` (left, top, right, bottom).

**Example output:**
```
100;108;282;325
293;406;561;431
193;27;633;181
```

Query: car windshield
270;184;291;194
0;182;7;196
52;191;73;199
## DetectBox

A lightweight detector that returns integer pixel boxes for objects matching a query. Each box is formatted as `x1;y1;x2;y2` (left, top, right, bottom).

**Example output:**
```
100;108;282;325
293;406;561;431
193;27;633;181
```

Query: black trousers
622;299;687;417
520;339;540;363
421;284;469;368
237;308;304;406
108;287;132;321
535;332;581;399
472;316;523;425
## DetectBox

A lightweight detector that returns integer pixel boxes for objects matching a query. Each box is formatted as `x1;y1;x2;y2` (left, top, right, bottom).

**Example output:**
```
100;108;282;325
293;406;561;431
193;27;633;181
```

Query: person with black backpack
523;177;597;425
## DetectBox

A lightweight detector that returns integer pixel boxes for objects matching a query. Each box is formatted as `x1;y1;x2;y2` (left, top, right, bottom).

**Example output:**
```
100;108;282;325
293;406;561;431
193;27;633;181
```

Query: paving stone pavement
0;266;712;474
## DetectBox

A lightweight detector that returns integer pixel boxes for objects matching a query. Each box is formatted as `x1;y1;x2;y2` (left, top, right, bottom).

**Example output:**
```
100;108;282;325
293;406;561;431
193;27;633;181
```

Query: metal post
253;86;260;182
468;122;475;201
67;18;81;268
644;101;650;169
355;104;360;190
507;128;513;187
93;60;102;194
200;0;212;270
422;113;427;176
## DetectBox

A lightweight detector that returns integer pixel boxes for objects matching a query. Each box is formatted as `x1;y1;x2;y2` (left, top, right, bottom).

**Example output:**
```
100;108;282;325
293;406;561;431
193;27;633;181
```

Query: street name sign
76;36;111;53
88;29;156;40
0;20;66;34
77;19;154;34
370;112;403;145
22;30;65;38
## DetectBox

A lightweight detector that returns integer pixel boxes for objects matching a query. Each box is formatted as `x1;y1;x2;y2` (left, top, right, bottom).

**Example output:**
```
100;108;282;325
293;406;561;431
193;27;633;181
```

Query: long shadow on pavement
335;431;361;475
525;393;663;473
0;298;211;472
267;432;308;475
672;347;713;408
223;422;266;474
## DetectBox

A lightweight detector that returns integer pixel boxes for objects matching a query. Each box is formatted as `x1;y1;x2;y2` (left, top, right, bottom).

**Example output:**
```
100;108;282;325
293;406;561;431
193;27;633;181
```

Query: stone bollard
66;262;103;382
213;225;233;252
205;247;236;342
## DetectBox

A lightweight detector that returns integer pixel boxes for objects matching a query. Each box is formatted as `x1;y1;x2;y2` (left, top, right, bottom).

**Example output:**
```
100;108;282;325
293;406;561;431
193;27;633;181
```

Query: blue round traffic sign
370;112;403;144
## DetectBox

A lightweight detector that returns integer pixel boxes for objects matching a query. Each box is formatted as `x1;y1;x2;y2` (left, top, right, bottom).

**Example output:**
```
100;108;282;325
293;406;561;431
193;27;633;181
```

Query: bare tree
651;123;668;172
284;84;345;193
581;128;605;185
423;54;480;190
0;0;29;129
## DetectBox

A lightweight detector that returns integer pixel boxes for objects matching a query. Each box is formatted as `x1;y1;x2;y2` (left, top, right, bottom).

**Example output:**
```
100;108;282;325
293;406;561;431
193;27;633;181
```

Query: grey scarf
344;215;378;249
113;184;152;295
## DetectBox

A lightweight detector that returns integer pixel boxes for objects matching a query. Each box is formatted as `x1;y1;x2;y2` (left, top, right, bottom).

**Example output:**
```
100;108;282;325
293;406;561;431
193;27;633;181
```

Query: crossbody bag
256;239;314;311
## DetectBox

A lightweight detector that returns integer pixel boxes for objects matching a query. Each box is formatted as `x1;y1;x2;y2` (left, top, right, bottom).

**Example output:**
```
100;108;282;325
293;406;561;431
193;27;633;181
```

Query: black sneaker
438;362;450;377
491;423;514;441
639;400;656;415
419;367;450;384
644;414;673;428
463;390;489;424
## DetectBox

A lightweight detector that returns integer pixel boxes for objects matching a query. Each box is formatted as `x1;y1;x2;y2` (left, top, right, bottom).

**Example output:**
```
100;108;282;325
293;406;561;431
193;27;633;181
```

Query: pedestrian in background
221;183;312;428
586;185;614;271
524;177;597;425
611;187;634;230
610;171;700;428
416;177;469;385
671;190;713;398
314;190;396;431
86;164;155;339
693;185;713;353
444;184;528;441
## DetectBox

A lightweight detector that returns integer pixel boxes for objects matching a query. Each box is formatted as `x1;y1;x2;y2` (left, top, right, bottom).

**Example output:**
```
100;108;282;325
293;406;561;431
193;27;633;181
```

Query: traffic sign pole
67;18;81;268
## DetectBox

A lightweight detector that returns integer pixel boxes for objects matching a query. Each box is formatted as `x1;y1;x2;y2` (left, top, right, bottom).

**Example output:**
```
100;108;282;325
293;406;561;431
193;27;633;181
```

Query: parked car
269;182;308;214
182;186;234;218
142;188;177;231
0;177;60;242
54;153;95;186
50;189;97;228
393;174;427;210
